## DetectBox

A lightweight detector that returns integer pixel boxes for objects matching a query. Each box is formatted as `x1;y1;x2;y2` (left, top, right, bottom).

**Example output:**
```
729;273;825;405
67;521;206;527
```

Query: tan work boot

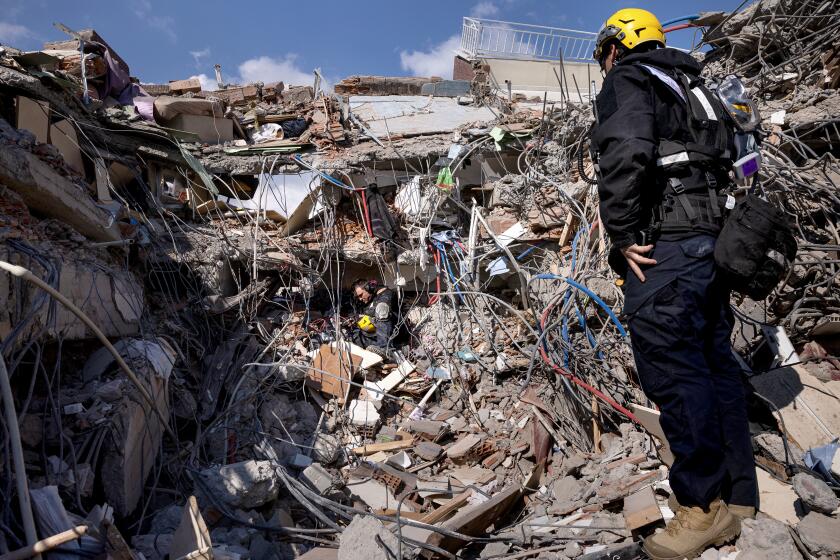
727;504;756;520
644;500;740;560
667;493;756;520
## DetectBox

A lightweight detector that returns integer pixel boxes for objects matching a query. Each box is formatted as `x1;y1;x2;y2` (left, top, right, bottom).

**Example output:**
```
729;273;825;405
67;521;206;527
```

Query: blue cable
661;14;700;26
575;304;605;360
433;241;466;303
570;225;589;274
293;155;355;192
516;242;543;261
532;274;627;337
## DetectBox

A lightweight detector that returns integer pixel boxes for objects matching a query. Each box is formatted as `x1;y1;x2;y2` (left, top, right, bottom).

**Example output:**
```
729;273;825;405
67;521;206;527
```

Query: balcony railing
460;17;597;63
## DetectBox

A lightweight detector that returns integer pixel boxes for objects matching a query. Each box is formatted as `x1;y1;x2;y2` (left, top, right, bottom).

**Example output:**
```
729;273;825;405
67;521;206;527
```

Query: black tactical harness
636;63;736;241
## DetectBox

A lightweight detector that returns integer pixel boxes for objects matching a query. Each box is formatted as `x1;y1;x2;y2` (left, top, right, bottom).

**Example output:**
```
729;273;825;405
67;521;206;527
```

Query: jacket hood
619;48;702;75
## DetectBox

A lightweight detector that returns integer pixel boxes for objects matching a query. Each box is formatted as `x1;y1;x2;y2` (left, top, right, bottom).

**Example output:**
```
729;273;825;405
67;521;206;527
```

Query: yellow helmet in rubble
593;8;666;61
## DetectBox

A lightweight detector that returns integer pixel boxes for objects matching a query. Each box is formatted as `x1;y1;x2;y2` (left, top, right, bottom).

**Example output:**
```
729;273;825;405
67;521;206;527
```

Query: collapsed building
1;1;840;558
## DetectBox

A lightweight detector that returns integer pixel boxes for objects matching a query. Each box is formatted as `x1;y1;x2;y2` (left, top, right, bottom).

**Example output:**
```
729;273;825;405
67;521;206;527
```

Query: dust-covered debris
1;3;840;559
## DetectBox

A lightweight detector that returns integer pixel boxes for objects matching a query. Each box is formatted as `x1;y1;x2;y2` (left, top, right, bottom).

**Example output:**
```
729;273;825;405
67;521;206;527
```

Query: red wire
539;291;640;424
428;247;442;306
359;191;373;236
664;23;695;33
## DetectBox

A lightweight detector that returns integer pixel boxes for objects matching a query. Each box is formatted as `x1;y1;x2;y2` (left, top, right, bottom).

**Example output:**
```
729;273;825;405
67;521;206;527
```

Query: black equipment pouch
714;194;797;300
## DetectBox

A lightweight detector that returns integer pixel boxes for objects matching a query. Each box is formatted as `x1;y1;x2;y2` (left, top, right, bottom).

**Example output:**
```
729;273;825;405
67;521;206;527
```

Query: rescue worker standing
352;278;395;356
591;9;758;558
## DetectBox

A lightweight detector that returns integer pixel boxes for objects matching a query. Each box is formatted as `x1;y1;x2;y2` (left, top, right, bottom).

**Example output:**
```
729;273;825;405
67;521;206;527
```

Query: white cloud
237;55;314;88
132;0;177;42
191;54;327;92
470;1;499;18
190;73;217;91
0;21;32;43
399;35;460;79
190;47;210;67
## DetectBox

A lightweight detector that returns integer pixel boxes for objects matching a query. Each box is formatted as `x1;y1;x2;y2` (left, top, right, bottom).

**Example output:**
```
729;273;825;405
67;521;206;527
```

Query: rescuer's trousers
623;234;758;509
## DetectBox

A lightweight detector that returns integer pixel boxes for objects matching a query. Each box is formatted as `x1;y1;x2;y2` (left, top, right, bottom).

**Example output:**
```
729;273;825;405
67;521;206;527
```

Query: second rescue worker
591;8;758;559
352;278;396;357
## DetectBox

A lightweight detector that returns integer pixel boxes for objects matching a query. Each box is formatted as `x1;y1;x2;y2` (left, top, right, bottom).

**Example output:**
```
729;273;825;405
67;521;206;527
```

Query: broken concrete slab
757;467;800;525
737;515;802;560
168;78;202;94
197;460;279;509
0;130;122;241
750;365;840;451
797;511;840;556
338;515;403;560
101;366;169;516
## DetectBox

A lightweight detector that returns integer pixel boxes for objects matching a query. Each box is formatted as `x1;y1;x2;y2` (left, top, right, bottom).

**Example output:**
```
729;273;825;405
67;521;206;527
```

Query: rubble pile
1;2;840;559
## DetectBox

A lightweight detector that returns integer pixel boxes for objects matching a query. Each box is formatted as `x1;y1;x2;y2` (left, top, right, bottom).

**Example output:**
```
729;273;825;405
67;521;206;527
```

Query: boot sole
642;518;741;560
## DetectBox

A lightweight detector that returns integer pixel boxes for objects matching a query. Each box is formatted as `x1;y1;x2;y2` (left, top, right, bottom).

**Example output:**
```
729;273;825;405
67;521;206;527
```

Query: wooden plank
628;404;675;466
306;344;362;402
352;434;415;456
425;485;522;556
419;490;472;525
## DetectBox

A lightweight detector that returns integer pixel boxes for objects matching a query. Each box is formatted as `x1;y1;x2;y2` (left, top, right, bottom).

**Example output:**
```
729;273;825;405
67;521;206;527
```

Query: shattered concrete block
249;534;293;560
290;453;313;469
301;463;334;496
797;512;840;556
736;515;802;560
480;542;510;557
150;503;184;534
101;369;169;516
414;441;443;461
0;128;122;241
197;460;279;509
792;473;840;514
552;475;584;503
132;534;173;560
312;432;345;465
338;515;403;560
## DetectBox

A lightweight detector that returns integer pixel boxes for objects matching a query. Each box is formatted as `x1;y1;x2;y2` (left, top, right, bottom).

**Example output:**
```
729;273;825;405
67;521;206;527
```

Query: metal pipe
0;354;39;558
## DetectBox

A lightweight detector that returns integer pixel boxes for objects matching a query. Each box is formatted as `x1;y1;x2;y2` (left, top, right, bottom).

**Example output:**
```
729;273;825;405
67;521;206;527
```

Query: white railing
460;17;597;63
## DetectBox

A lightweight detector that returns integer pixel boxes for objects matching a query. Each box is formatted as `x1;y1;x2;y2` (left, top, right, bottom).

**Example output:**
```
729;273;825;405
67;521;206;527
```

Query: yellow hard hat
357;315;376;333
593;8;665;61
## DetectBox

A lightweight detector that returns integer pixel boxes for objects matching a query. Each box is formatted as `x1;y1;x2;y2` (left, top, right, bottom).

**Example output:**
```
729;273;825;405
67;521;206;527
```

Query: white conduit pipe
0;354;39;557
0;260;176;442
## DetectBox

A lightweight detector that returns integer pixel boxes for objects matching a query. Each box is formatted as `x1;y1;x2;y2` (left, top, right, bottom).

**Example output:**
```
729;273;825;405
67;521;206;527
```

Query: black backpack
714;193;797;300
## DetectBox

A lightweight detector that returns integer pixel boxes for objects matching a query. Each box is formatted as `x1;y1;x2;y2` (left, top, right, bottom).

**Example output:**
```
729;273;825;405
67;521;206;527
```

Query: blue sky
1;0;741;88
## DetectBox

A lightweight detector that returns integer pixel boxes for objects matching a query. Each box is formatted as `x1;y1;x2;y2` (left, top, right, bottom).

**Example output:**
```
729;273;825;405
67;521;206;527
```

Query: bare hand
621;244;657;282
